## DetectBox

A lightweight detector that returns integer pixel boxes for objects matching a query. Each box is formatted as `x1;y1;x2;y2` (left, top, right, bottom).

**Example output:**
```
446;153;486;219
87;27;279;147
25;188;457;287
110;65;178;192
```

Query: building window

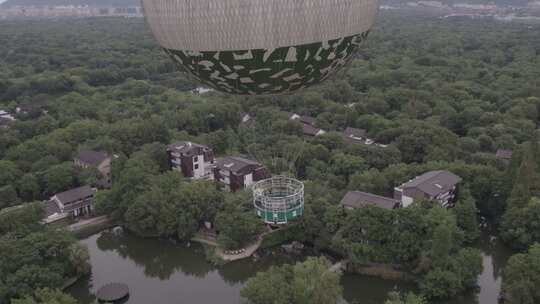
193;156;198;162
194;164;199;170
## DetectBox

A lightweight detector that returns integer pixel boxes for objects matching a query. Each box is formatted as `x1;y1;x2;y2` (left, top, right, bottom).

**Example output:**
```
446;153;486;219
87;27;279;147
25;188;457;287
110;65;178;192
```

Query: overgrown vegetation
0;205;90;303
503;243;540;304
241;257;342;304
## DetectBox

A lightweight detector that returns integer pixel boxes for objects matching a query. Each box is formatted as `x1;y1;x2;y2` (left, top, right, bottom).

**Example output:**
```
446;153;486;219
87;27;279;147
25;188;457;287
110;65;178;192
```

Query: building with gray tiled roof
74;150;114;188
214;156;270;192
44;185;97;223
341;191;401;210
394;170;462;208
495;149;513;160
167;141;215;180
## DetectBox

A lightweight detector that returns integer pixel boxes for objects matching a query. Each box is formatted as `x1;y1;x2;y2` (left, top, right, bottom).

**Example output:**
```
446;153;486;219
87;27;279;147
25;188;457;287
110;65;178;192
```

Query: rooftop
341;191;400;210
54;185;95;205
496;149;513;159
44;200;61;217
343;127;368;143
344;127;367;138
167;141;210;156
299;115;316;126
284;111;317;126
216;156;262;174
301;123;324;136
399;170;462;197
76;150;110;166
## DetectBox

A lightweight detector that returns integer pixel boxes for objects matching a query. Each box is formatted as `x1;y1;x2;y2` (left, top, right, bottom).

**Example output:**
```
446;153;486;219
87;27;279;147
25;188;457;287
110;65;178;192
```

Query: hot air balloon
142;0;379;95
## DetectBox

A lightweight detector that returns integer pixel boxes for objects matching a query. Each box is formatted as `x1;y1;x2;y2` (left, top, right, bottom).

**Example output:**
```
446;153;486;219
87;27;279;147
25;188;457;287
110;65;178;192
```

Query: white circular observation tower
252;176;304;224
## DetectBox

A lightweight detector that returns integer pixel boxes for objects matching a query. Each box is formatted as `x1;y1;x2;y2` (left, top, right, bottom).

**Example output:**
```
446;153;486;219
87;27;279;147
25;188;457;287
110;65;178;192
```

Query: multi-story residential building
167;141;215;180
394;170;462;208
44;185;96;223
214;156;270;192
341;191;401;210
74;150;114;188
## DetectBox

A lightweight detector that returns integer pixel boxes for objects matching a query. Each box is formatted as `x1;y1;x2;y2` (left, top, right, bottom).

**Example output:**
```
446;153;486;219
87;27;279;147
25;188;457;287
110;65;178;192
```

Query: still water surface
69;230;511;304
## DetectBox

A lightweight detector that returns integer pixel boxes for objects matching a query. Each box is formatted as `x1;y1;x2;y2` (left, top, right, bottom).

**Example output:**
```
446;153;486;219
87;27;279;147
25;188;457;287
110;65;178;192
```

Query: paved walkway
68;215;111;232
191;226;275;262
216;236;264;262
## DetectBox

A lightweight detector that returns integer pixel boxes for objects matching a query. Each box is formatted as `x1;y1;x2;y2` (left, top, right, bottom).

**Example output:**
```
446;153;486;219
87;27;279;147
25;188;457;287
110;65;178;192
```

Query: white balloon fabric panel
142;0;379;94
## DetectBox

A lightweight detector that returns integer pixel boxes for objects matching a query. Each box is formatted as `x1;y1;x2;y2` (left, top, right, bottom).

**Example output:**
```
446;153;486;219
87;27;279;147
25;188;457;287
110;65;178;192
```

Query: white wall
244;173;254;187
402;195;414;207
193;155;206;179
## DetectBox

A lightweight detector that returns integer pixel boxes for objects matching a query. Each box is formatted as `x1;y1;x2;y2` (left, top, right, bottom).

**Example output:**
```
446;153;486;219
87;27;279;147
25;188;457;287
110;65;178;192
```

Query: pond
68;229;511;304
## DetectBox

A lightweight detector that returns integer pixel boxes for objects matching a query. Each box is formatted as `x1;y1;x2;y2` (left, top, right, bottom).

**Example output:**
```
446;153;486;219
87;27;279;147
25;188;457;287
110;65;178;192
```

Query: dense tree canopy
385;292;426;304
504;243;540;304
0;205;90;303
241;257;342;304
501;141;540;249
0;10;539;303
11;288;78;304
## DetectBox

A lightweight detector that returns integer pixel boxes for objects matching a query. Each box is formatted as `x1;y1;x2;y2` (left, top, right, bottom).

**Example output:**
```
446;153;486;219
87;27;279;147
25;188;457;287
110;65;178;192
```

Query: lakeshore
68;228;511;304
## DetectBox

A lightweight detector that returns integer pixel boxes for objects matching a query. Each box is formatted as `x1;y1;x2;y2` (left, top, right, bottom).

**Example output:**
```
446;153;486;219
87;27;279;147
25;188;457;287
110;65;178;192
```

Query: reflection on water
95;231;214;280
69;229;512;304
68;230;300;304
445;231;512;304
341;275;417;304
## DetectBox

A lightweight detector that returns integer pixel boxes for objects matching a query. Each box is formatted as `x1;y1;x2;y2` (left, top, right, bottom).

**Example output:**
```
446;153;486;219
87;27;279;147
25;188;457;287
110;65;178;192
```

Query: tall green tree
453;189;480;243
501;197;540;250
504;243;540;304
241;257;342;304
18;173;41;202
215;192;264;250
385;292;426;304
11;288;78;304
0;185;19;209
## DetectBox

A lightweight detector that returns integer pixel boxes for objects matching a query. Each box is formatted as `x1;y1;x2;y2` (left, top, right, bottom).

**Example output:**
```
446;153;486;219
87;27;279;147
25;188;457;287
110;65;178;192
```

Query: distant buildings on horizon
1;1;538;19
0;5;143;18
382;1;540;21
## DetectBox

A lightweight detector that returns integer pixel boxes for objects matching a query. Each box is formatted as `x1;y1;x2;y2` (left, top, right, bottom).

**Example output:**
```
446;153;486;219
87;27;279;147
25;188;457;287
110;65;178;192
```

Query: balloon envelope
142;0;379;95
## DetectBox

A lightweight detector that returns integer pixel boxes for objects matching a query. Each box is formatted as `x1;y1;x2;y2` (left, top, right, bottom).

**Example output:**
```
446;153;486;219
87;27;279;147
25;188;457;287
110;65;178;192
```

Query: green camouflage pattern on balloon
164;31;369;95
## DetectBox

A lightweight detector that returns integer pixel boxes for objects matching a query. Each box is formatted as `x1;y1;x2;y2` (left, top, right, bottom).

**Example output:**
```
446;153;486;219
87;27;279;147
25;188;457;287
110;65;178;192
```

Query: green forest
0;11;539;304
